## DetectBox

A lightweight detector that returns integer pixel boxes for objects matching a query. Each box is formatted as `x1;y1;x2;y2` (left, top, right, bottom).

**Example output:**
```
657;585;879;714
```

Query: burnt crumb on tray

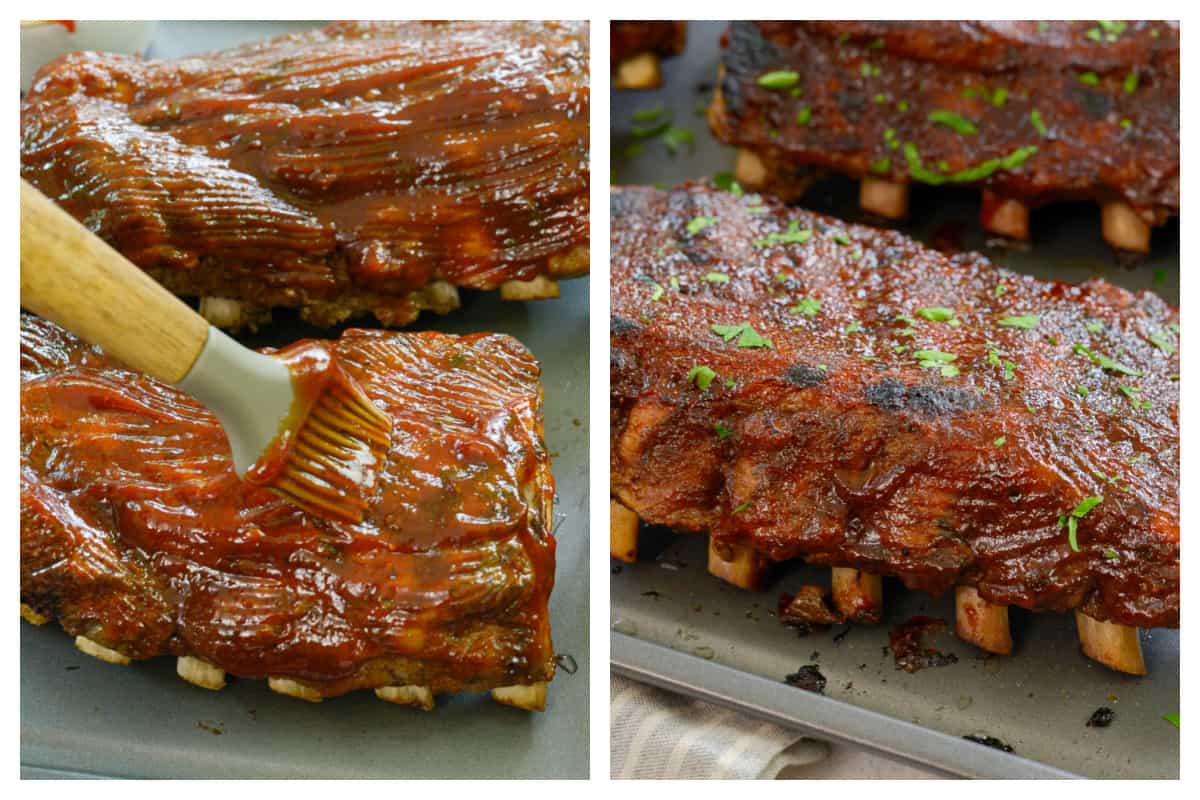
889;616;959;673
784;664;827;694
1087;707;1116;728
963;734;1014;753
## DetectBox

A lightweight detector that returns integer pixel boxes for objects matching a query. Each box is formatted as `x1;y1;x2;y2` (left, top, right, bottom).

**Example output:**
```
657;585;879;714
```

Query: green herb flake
669;277;679;290
994;284;1007;297
844;322;863;335
904;142;1037;185
884;128;900;150
998;314;1040;329
702;272;730;284
632;105;666;122
1078;71;1100;86
791;297;822;317
869;157;891;174
873;93;887;104
1086;321;1104;333
714;422;732;440
1038;21;1050;33
632;119;671;140
687;216;718;235
928;109;978;135
1072;495;1104;518
1120;118;1133;130
914;349;959;377
991;87;1009;107
1030;109;1049;137
1164;713;1180;729
1149;330;1177;355
796;106;813;126
1104;548;1119;560
831;231;851;245
1072;343;1143;376
731;501;750;515
869;37;885;50
1123;70;1139;94
758;70;800;90
1067;517;1080;551
687;365;717;391
896;100;910;112
994;436;1006;447
661;126;695;154
916;306;956;322
710;322;773;349
1076;386;1090;398
712;172;745;197
649;282;665;302
755;219;813;248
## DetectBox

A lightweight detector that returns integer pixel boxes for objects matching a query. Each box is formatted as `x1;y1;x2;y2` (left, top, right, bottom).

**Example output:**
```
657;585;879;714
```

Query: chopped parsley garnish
1120;118;1133;130
994;284;1007;297
796;106;813;126
687;365;717;390
991;87;1009;107
1123;70;1139;94
994;436;1006;447
702;272;730;283
758;70;800;90
1078;71;1100;86
755;219;812;248
687;216;718;235
1086;321;1104;333
1104;548;1119;560
791;297;822;317
869;157;891;174
883;128;899;150
904;142;1037;185
914;349;959;377
711;323;773;349
1164;713;1180;729
873;93;887;104
1149;330;1177;355
896;99;910;112
928;109;978;135
998;314;1040;329
731;501;750;515
987;348;1016;381
712;172;745;197
669;277;680;290
831;231;851;245
1029;109;1049;137
661;126;694;154
714;422;732;440
632;105;666;122
916;306;956;322
860;62;881;78
1119;385;1152;410
632;119;671;139
844;322;863;335
1076;386;1090;398
649;282;665;302
1062;495;1103;552
1072;343;1142;376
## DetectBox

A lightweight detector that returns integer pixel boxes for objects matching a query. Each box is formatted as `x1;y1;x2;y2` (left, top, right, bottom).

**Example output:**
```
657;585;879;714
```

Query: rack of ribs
20;20;590;329
708;21;1178;253
20;313;556;709
612;21;687;90
610;182;1178;675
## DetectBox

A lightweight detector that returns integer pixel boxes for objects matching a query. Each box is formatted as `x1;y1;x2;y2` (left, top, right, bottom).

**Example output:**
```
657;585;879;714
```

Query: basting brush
19;178;391;523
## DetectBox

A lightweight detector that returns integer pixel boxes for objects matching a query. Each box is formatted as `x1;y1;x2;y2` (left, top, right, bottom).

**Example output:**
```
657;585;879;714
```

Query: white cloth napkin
611;674;943;779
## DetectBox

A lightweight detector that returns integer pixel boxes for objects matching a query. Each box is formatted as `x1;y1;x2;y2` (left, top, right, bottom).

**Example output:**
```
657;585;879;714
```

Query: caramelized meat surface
21;21;589;327
611;21;687;65
21;314;556;696
610;183;1178;628
710;21;1178;222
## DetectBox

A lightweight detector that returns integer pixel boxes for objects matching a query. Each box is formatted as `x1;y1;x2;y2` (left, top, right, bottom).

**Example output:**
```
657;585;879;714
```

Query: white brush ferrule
176;327;295;477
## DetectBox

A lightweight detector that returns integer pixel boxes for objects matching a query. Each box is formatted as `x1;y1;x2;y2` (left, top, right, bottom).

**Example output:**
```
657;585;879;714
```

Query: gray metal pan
20;21;589;779
610;21;1178;779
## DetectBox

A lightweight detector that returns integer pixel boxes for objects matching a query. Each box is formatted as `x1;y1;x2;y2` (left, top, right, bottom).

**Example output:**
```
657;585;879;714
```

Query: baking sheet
20;21;589;779
610;21;1179;779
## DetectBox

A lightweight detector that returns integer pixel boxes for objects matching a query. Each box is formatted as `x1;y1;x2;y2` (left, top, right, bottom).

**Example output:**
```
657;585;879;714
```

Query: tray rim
611;631;1080;779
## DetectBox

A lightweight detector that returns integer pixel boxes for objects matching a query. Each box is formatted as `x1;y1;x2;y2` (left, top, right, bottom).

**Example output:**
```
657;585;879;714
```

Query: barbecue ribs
21;313;556;706
612;21;687;90
709;21;1179;252
610;183;1178;670
20;21;589;328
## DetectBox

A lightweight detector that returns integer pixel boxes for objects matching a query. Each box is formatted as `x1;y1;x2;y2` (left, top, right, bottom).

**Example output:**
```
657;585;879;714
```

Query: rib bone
707;537;768;590
268;677;324;702
1075;610;1146;675
375;685;435;710
500;275;560;301
20;603;48;625
830;567;883;623
74;635;130;665
613;52;661;90
1101;202;1151;253
981;191;1030;241
734;149;768;189
859;178;909;220
177;656;227;690
491;682;547;711
198;296;246;328
955;586;1013;654
610;498;640;563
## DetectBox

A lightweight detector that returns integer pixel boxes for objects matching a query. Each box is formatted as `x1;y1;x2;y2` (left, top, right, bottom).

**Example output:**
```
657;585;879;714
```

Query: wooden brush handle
20;178;209;384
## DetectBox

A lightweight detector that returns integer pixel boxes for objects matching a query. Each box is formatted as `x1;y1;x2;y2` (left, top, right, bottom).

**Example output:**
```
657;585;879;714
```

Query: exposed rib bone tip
421;280;461;312
614;52;661;90
955;586;1013;655
707;537;768;591
610;498;640;563
177;656;227;690
20;603;49;625
734;149;768;189
1075;610;1146;675
980;191;1030;241
859;177;909;220
490;682;547;712
375;685;435;710
74;636;130;665
1101;202;1151;254
831;567;883;624
500;275;560;301
198;296;245;328
268;676;324;702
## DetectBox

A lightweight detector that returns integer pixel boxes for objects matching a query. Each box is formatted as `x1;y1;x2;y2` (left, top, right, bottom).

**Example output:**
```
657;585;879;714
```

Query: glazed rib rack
21;314;556;709
609;182;1178;675
708;21;1178;253
612;21;687;90
20;20;590;329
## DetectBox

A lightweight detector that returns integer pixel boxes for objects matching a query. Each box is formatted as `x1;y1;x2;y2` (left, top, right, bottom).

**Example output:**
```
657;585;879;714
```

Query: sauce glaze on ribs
610;183;1178;629
709;21;1178;225
21;314;556;697
20;21;589;327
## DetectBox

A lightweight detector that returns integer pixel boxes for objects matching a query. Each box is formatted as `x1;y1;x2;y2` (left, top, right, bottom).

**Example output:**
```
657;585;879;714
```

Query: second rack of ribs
610;182;1178;630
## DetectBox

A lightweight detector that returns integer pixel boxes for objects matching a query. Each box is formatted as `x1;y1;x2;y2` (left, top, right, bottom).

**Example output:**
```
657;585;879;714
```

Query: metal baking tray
20;21;589;779
610;21;1178;779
